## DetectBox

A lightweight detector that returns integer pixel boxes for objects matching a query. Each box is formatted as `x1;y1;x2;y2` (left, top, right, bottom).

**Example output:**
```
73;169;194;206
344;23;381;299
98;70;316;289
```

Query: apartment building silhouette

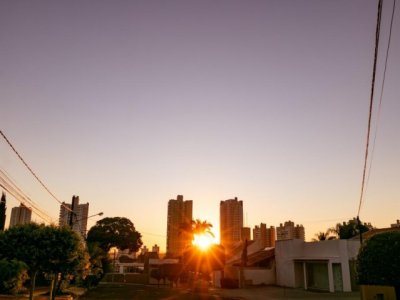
277;220;305;241
9;203;32;227
166;195;193;257
59;195;89;237
220;197;243;251
253;223;276;247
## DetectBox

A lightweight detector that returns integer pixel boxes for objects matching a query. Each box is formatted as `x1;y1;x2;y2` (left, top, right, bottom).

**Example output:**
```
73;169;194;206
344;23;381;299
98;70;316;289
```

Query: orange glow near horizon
192;233;214;251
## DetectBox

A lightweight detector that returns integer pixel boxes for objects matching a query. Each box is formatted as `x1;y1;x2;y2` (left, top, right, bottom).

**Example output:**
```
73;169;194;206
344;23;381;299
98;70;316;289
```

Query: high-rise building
277;220;305;241
9;203;32;227
241;227;251;242
166;195;193;257
59;195;89;238
220;197;243;250
266;226;276;247
141;245;149;255
152;244;160;254
391;220;400;228
253;223;276;248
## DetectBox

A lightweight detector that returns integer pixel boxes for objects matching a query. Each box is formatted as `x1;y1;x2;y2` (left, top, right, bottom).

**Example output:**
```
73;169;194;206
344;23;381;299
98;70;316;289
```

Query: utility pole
68;195;77;228
357;216;363;244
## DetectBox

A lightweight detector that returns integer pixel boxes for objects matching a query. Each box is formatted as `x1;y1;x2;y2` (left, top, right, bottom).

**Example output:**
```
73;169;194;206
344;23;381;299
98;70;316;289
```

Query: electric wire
366;0;397;190
299;217;354;224
0;180;54;224
0;129;73;213
0;182;51;223
141;231;166;238
0;173;55;223
0;178;53;223
357;0;383;217
0;167;45;213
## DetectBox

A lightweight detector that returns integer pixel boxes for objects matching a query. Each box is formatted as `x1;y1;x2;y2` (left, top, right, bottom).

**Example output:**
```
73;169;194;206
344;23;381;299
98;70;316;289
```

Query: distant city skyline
1;0;399;252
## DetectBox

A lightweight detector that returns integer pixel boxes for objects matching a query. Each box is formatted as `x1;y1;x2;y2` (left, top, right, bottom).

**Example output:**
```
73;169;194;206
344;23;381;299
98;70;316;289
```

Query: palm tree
192;219;214;238
179;219;214;245
312;228;337;241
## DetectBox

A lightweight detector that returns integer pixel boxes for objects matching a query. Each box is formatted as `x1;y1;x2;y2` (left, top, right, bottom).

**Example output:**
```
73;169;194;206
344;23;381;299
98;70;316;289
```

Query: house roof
229;248;275;267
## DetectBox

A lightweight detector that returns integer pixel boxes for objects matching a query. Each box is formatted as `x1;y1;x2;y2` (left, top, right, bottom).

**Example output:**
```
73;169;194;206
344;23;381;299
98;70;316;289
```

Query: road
78;283;360;300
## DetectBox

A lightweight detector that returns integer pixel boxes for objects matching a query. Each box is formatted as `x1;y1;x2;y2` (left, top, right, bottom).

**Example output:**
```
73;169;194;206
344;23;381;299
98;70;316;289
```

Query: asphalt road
78;283;360;300
78;283;240;300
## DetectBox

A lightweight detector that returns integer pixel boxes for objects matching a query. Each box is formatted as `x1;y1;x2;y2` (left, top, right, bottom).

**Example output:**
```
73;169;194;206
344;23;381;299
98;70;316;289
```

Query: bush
81;275;101;289
150;268;164;285
0;259;28;294
357;231;400;286
220;278;239;289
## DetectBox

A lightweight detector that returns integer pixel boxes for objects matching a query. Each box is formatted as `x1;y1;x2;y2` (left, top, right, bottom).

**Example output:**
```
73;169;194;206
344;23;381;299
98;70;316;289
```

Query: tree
0;223;46;300
312;229;337;241
182;244;225;274
150;268;165;287
0;259;28;295
162;263;183;287
83;242;107;288
357;231;400;298
180;219;214;243
335;218;372;239
0;192;6;231
192;219;214;238
179;219;220;285
86;217;142;253
40;225;88;299
0;223;87;300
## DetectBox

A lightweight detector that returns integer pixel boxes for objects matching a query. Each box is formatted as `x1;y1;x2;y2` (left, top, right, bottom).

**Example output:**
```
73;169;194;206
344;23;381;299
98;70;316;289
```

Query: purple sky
1;0;399;250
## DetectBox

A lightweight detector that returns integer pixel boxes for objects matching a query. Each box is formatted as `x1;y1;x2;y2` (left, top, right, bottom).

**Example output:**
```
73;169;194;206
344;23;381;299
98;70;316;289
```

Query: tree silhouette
0;223;87;300
192;219;214;238
0;192;6;231
180;219;214;244
357;231;400;298
335;218;373;239
87;217;143;253
312;228;337;241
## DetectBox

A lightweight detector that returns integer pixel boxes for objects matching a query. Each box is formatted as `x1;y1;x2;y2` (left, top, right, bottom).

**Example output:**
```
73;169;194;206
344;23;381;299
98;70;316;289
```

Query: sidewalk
0;286;86;300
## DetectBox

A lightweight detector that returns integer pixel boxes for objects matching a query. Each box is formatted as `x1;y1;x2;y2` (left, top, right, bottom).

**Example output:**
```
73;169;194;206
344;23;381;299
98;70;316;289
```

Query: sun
192;234;214;251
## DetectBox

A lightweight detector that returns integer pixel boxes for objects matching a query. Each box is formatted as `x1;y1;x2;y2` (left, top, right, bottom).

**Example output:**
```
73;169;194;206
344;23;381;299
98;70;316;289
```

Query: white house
275;239;360;292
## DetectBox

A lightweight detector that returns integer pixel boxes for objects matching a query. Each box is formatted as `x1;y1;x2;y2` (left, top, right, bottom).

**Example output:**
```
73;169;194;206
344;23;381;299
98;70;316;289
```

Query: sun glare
192;234;214;251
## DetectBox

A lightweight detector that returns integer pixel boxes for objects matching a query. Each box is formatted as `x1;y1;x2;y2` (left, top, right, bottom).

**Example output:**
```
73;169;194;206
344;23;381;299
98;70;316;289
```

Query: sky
1;0;399;252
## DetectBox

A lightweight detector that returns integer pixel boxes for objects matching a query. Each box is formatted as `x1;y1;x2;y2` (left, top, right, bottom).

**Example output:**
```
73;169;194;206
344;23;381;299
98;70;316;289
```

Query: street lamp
74;212;104;223
71;212;104;238
85;212;104;220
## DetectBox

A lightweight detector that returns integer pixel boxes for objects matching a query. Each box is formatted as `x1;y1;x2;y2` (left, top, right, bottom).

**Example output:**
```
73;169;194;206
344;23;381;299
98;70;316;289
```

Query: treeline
0;217;142;300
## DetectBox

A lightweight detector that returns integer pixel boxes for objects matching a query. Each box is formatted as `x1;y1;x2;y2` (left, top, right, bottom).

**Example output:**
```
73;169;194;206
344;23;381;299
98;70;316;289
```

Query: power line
0;171;55;223
357;0;383;217
0;179;55;224
366;0;397;190
140;231;166;238
299;217;353;224
0;167;43;211
0;129;73;213
0;182;50;223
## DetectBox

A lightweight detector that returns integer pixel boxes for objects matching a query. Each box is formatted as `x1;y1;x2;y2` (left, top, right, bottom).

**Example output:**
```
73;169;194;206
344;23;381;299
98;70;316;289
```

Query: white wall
275;239;303;288
275;239;360;292
244;268;275;285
